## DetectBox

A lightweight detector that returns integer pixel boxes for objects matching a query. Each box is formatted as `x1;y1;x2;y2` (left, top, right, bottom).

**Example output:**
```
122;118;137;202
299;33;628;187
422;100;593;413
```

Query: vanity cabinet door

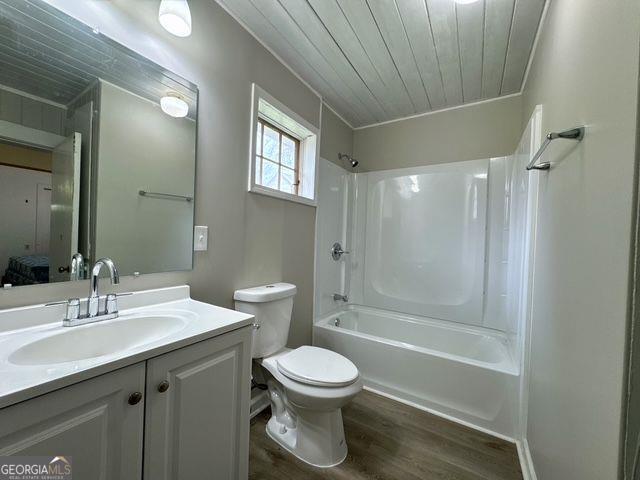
143;327;252;480
0;363;146;480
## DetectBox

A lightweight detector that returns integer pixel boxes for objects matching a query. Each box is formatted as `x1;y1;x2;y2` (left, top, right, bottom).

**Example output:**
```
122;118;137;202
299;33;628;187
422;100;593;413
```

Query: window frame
255;117;301;196
248;84;319;207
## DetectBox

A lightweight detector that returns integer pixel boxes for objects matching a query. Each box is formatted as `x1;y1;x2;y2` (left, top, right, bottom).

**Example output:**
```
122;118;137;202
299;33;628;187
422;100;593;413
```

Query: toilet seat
260;349;363;411
276;346;358;387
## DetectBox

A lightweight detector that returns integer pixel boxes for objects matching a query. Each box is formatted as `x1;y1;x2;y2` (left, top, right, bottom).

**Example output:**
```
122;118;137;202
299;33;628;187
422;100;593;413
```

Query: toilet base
265;407;348;468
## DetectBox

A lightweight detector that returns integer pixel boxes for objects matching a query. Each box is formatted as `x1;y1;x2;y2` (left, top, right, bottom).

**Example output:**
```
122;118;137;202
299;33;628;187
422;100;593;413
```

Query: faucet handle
46;298;80;323
66;298;80;321
105;292;133;315
331;242;350;261
105;294;118;315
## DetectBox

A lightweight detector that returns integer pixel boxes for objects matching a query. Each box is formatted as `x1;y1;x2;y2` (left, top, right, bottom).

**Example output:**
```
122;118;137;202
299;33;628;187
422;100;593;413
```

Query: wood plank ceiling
217;0;546;128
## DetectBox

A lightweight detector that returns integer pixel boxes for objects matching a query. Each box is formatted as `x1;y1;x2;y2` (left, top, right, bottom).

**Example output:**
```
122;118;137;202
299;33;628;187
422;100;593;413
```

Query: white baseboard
516;438;538;480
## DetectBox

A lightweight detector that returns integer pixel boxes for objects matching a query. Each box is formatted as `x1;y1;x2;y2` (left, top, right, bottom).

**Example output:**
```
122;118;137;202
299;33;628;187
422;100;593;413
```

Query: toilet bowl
260;347;362;467
234;283;362;467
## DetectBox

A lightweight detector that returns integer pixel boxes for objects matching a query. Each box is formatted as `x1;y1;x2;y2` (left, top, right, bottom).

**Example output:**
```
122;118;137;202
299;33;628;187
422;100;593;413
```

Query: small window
249;84;318;206
255;118;301;195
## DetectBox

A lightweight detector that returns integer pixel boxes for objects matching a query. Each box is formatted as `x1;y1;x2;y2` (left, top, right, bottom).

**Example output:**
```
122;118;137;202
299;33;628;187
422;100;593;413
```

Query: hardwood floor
249;390;523;480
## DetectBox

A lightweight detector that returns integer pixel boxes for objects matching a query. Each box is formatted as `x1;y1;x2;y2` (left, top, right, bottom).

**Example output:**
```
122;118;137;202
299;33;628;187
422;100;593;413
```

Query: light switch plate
194;226;208;251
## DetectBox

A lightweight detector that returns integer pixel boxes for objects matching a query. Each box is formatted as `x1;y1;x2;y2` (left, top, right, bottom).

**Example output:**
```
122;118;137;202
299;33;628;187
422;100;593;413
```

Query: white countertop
0;286;253;409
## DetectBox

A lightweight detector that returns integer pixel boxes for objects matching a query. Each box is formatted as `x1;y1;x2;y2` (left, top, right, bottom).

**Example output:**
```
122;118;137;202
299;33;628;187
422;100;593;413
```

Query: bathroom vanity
0;3;250;477
0;286;253;479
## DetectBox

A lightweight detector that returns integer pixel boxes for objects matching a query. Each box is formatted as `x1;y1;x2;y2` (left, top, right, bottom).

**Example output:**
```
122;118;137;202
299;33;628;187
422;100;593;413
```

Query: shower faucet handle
331;242;350;261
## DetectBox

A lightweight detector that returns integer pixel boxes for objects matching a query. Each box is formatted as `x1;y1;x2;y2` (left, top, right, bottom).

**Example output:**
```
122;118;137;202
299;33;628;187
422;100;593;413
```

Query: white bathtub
313;305;519;439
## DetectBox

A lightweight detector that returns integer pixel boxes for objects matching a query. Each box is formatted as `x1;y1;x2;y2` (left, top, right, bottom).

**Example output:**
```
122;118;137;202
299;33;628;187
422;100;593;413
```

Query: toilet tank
234;283;297;358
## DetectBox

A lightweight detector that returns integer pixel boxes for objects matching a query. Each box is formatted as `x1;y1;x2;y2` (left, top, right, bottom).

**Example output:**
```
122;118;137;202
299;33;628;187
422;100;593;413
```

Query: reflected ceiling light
454;0;480;4
159;0;192;37
161;93;189;117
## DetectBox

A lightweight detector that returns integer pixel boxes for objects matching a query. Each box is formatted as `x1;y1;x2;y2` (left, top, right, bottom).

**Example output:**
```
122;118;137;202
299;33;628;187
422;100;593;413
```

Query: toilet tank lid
233;283;297;303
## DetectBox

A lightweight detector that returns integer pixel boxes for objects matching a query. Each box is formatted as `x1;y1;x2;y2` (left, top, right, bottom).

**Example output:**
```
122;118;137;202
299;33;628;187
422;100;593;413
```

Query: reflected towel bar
526;127;585;171
138;190;193;202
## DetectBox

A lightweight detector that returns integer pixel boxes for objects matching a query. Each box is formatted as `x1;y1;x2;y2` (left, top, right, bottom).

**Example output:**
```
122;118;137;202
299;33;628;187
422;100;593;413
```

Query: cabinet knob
157;380;170;393
128;391;143;405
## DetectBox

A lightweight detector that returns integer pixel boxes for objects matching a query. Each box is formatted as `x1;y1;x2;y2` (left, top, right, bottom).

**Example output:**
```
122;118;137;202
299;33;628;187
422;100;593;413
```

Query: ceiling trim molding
353;92;522;131
214;0;323;103
0;120;66;150
520;0;551;94
0;82;68;110
322;101;355;130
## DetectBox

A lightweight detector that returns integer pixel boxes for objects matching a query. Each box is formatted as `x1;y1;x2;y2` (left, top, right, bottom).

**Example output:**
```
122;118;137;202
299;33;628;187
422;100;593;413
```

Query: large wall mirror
0;0;198;287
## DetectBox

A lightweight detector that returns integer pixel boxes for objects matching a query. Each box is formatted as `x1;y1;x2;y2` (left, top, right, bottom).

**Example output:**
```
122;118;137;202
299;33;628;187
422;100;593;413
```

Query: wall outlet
194;226;208;251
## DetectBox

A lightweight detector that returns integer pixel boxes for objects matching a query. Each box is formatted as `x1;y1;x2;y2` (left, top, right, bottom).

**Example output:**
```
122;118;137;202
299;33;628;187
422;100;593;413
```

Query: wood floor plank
249;390;523;480
348;393;520;471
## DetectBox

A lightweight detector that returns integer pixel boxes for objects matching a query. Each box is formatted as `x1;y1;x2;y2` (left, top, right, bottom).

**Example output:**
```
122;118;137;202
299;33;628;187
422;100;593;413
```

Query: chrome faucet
70;253;85;281
88;258;120;317
333;293;348;302
46;258;130;327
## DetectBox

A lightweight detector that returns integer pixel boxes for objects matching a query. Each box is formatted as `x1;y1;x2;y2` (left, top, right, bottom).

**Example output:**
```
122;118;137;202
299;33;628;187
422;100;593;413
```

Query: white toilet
234;282;362;468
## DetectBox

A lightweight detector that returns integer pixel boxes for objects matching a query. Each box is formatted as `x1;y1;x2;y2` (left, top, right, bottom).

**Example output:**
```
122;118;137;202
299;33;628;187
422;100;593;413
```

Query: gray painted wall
0;0;322;348
352;94;522;171
320;105;353;165
522;1;640;478
626;167;640;480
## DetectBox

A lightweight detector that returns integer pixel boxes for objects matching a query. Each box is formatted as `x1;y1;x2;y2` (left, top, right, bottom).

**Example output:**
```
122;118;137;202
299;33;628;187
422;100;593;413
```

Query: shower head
339;153;359;169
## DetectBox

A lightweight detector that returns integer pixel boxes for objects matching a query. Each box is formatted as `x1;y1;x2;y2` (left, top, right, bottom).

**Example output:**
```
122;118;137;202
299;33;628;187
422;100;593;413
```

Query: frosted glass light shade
454;0;480;4
161;94;189;118
159;0;192;37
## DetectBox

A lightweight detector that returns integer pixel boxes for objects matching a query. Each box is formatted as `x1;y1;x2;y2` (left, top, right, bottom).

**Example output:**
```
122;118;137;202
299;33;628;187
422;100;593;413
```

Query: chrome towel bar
138;190;193;202
526;127;585;171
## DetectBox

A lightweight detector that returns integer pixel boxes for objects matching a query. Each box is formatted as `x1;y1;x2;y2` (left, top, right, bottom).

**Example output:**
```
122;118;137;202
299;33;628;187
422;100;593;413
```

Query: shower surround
313;110;541;440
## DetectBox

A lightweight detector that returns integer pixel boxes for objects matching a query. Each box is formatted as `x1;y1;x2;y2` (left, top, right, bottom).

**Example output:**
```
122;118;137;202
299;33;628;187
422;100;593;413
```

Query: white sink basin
9;315;187;366
0;286;255;409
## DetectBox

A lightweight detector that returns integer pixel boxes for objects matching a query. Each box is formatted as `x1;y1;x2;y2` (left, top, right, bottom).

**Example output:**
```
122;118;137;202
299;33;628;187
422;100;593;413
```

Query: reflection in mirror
0;0;198;287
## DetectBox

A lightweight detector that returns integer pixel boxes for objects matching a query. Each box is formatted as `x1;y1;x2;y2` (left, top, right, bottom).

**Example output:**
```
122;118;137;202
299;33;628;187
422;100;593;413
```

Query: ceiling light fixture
158;0;192;37
454;0;480;4
161;93;189;118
